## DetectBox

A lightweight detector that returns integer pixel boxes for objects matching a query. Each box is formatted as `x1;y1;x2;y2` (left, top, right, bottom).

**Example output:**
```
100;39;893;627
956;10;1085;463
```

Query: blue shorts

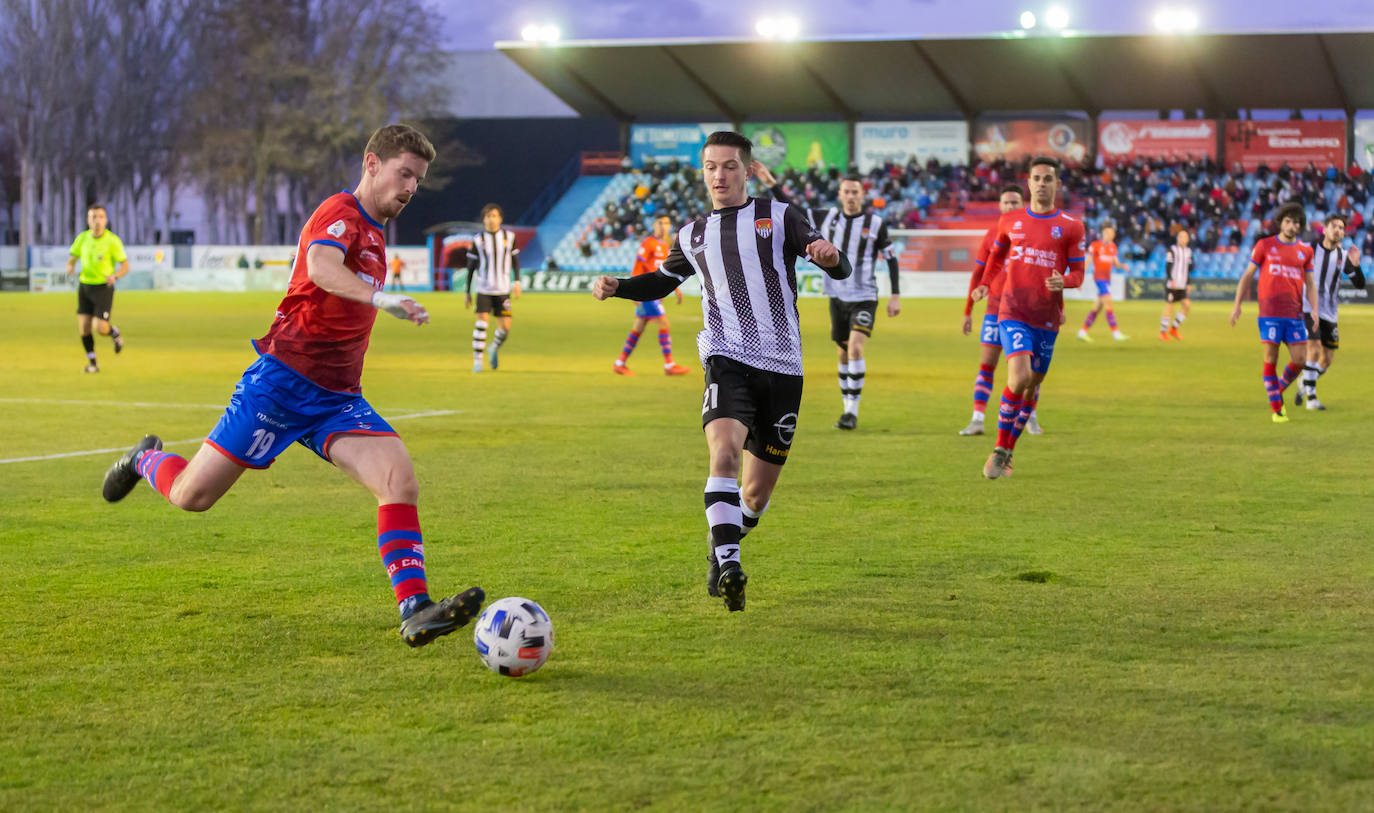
979;314;1000;347
635;300;666;319
1257;317;1307;345
1094;279;1112;297
205;353;396;469
998;319;1058;375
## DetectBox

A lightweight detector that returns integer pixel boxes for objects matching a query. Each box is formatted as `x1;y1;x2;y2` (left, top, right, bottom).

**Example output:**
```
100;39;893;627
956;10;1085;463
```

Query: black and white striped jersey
1305;240;1366;322
465;229;521;295
810;209;894;302
658;197;848;376
1165;244;1193;289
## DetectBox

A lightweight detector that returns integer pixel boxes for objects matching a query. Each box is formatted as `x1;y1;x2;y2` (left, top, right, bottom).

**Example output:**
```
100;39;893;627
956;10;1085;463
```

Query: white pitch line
0;437;205;464
0;409;462;465
0;398;449;413
0;398;225;409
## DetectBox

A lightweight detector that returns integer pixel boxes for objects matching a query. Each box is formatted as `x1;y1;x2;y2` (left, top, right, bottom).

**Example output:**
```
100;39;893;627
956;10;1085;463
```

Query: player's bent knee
383;471;420;505
168;483;219;513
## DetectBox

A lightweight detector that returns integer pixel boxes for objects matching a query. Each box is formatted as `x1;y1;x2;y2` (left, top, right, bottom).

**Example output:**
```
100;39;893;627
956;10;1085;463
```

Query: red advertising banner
972;118;1090;165
1098;120;1217;163
1223;121;1346;172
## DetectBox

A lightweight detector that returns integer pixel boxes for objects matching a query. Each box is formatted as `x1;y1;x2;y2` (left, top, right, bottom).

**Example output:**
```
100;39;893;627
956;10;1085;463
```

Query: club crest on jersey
326;219;346;239
755;218;773;239
1051;225;1063;239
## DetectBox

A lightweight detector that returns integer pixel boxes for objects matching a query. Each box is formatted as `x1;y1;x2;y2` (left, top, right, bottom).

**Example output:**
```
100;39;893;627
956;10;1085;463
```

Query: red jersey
632;236;669;277
256;191;387;393
1249;236;1314;319
1088;240;1117;281
964;226;1006;317
989;207;1086;331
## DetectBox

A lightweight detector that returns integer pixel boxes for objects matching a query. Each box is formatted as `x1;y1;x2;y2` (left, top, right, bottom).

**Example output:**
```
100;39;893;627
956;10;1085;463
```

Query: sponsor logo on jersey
327;219;346;239
755;218;773;239
1012;221;1023;230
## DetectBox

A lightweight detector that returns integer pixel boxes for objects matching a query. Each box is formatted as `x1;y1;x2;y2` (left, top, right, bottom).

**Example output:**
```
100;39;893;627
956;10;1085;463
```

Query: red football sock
378;503;428;605
135;450;188;501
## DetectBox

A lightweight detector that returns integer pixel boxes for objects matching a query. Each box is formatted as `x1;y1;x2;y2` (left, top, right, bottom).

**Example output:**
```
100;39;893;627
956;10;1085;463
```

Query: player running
99;125;484;646
1295;213;1365;410
1076;223;1129;342
466;203;521;372
66;205;129;373
1229;202;1320;422
980;157;1085;479
961;184;1042;437
1160;230;1194;341
592;130;851;612
613;213;691;376
752;163;901;431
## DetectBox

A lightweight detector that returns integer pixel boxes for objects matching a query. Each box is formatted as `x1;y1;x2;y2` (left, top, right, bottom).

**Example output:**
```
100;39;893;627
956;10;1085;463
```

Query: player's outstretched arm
598;270;682;302
306;243;428;325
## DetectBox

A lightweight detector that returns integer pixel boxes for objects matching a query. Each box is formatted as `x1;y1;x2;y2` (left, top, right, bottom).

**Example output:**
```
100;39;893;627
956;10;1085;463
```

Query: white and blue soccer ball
473;597;554;677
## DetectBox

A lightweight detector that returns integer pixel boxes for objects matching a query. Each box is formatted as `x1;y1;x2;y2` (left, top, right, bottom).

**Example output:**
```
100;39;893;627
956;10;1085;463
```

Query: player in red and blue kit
960;184;1029;436
99;125;485;647
613;213;690;376
1229;202;1320;423
980;157;1085;479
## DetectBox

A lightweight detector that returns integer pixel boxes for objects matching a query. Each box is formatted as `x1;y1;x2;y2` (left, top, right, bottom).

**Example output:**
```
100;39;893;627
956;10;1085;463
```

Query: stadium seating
546;157;1374;279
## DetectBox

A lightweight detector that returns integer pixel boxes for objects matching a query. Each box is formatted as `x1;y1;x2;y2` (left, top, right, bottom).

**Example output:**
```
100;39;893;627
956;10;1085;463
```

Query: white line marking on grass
0;437;205;464
0;398;224;409
0;409;462;465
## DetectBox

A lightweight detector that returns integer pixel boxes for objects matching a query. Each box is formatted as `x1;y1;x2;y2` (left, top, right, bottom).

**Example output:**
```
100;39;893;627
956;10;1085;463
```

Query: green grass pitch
1;291;1371;810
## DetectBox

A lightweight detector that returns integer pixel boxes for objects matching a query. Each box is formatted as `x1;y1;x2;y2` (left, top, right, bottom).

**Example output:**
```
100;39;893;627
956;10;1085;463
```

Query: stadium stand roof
496;31;1374;120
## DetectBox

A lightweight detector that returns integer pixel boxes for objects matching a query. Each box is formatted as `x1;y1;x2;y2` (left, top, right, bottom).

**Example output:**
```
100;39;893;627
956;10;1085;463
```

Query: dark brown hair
1274;202;1306;230
702;131;753;164
365;124;436;163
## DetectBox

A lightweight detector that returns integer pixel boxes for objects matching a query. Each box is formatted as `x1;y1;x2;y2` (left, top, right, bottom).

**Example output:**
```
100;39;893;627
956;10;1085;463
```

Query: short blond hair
365;124;436;164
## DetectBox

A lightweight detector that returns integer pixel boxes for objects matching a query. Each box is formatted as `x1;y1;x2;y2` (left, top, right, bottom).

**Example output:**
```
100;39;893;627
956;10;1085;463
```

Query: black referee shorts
76;282;114;320
701;355;803;466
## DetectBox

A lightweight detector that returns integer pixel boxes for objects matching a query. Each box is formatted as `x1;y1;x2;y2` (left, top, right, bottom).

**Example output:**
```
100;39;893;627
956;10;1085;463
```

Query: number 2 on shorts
702;382;718;415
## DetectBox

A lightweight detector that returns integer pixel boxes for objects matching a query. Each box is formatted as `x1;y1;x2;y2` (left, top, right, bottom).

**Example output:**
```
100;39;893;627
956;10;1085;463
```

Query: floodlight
1020;11;1037;29
1045;6;1069;29
756;15;800;40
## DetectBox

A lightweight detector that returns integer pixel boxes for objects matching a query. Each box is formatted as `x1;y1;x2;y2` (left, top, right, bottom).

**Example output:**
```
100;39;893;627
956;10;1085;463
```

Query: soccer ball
473;597;554;677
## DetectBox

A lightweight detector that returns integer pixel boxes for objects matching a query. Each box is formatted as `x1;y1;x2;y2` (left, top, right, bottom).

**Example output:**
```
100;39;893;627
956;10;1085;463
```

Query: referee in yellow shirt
65;205;128;373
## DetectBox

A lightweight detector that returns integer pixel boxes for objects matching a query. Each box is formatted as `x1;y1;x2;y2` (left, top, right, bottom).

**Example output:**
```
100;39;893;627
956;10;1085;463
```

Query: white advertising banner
855;121;969;172
1355;120;1374;172
28;243;433;292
